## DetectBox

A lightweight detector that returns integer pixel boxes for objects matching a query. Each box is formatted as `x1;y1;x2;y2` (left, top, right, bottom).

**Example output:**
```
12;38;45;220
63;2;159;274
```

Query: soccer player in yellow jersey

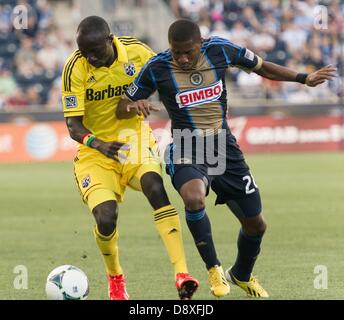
61;16;199;300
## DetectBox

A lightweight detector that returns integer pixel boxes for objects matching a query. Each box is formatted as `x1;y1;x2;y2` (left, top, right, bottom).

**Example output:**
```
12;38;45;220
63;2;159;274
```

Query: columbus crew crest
124;61;136;76
190;72;203;86
81;175;91;188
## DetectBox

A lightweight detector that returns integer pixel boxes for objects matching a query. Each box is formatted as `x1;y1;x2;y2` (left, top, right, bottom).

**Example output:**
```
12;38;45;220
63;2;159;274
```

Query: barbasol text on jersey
176;80;223;108
86;84;129;101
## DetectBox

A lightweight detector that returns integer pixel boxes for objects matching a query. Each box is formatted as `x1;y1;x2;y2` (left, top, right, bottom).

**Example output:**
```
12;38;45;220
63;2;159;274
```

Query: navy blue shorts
164;137;262;218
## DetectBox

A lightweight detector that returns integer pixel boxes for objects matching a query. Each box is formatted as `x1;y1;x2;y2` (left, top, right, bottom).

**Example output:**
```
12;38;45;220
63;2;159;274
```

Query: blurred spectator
1;0;76;110
236;71;263;99
208;21;231;40
0;68;17;110
170;0;209;21
46;76;62;110
281;22;308;53
0;4;12;33
198;8;211;37
226;21;252;48
26;84;42;105
14;36;36;67
36;37;60;71
36;0;54;31
5;87;28;110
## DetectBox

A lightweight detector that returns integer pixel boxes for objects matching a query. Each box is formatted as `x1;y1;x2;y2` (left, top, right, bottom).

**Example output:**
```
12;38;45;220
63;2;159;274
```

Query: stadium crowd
0;0;75;111
0;0;343;110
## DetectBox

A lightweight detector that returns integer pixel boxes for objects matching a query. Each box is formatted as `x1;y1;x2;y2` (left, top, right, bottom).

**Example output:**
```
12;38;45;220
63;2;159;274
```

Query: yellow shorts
73;129;161;210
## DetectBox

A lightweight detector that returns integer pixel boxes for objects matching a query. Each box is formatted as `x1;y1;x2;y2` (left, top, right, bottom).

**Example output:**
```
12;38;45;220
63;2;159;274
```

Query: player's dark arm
66;116;126;159
255;61;337;87
117;98;160;119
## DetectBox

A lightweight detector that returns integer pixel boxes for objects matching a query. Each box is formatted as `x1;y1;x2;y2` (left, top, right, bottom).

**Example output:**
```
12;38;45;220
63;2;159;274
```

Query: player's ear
108;33;114;42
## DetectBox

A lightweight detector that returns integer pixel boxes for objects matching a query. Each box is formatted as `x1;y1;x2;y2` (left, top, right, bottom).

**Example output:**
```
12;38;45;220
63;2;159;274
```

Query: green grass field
0;152;343;300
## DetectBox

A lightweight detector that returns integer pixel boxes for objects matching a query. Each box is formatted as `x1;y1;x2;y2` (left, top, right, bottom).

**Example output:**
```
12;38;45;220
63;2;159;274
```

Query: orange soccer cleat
107;274;129;300
175;273;199;300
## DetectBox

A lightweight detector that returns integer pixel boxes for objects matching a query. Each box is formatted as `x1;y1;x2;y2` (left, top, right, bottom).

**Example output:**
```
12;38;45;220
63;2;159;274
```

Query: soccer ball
45;265;89;300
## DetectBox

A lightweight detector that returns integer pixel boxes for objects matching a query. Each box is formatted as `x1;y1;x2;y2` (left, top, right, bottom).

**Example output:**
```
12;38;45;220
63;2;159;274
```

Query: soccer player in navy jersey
117;19;336;298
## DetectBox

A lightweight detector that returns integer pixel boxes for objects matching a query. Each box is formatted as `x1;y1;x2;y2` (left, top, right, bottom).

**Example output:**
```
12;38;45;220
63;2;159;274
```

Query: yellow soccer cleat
208;265;230;297
225;267;269;298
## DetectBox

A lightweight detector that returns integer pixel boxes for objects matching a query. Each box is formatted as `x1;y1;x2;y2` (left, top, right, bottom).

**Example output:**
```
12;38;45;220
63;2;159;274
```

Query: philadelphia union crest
190;72;203;85
124;61;136;76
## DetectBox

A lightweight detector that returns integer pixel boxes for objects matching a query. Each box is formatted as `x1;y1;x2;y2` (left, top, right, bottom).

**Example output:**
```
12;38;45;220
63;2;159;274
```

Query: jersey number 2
243;175;258;194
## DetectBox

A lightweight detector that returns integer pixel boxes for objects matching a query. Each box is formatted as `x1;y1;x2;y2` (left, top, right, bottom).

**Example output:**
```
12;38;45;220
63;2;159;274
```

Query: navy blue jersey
125;37;262;132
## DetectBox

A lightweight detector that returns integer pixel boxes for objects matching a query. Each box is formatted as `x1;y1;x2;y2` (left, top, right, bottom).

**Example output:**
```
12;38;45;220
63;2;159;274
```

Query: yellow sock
154;205;188;275
93;226;123;276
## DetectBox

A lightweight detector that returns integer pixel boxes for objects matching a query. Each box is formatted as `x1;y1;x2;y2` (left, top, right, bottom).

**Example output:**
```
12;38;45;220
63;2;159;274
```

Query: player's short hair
168;19;201;43
77;16;110;37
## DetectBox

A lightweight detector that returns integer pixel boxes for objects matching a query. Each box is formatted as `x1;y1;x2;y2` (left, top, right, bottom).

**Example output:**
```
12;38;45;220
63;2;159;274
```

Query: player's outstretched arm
255;61;337;86
117;98;160;119
66;116;127;160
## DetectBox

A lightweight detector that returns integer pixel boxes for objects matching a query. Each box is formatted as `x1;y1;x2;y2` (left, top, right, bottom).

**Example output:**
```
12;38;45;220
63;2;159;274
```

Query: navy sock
231;228;263;281
185;208;220;269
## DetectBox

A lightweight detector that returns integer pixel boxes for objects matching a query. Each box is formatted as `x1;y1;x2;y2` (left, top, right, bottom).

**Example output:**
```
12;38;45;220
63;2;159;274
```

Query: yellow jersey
61;36;155;147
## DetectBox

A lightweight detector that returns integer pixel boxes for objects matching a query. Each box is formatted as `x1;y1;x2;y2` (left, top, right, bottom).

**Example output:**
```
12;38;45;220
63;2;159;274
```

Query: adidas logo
87;76;96;83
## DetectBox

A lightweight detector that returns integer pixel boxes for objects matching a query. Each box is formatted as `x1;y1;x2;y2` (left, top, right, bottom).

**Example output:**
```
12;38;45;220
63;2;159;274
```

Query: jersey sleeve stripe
210;37;242;50
119;38;139;41
118;36;137;41
202;37;242;52
120;40;144;45
119;40;153;52
64;52;82;92
118;38;141;44
221;47;231;65
63;51;82;91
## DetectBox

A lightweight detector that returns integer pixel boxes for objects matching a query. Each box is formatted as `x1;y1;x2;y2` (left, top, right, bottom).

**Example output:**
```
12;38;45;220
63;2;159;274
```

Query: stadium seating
0;0;342;110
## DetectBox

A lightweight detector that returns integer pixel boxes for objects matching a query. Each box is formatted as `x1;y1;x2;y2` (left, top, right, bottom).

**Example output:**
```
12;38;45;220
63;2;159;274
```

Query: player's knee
142;177;165;199
141;172;169;208
92;200;118;236
244;218;267;236
182;191;206;211
254;219;267;236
